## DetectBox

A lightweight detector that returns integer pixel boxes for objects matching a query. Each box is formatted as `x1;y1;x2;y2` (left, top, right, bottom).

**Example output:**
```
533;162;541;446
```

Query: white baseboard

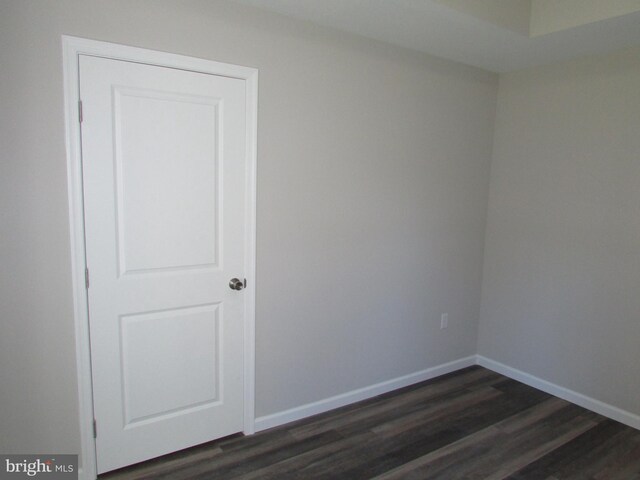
255;354;640;434
476;355;640;431
254;356;477;432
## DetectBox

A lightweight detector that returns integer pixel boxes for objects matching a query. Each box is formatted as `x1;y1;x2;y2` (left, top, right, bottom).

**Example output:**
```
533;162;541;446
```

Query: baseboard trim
254;356;477;432
255;354;640;434
476;355;640;431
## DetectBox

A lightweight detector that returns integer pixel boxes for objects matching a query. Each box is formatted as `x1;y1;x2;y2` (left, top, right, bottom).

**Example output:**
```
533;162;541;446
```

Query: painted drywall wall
0;0;497;461
530;0;640;36
479;46;640;417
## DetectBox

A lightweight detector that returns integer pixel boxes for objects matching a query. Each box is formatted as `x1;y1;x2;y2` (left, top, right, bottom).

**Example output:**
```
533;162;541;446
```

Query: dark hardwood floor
101;366;640;479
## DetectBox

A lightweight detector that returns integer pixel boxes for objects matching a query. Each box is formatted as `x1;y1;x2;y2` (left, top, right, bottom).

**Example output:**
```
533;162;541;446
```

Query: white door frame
62;35;257;480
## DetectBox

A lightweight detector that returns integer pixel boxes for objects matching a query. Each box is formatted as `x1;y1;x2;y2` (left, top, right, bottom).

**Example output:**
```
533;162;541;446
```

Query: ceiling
231;0;640;72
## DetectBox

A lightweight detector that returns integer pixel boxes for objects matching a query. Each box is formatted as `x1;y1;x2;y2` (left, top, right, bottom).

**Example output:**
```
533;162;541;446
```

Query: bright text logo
0;455;77;480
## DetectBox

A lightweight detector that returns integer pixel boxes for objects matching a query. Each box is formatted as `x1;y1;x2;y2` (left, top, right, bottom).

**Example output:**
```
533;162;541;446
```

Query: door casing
62;35;258;480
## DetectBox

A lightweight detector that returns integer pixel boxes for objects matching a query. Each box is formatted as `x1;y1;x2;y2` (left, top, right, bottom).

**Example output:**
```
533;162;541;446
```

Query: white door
79;55;247;474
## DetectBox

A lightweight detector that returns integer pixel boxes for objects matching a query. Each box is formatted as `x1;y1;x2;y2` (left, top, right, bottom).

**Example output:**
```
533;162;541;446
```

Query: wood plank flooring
101;366;640;479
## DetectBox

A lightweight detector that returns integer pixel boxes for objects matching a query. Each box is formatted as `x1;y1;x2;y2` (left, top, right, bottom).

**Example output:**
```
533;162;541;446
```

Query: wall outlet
440;313;448;329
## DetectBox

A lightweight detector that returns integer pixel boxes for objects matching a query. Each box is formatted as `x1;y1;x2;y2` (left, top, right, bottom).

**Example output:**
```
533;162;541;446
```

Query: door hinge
78;100;83;123
85;267;90;289
93;419;97;438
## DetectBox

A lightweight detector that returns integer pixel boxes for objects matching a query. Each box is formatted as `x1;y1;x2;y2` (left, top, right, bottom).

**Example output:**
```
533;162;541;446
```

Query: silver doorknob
229;278;245;291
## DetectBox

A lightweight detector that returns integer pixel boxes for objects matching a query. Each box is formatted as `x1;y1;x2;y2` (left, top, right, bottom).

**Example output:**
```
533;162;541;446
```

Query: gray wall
479;46;640;416
0;0;498;457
